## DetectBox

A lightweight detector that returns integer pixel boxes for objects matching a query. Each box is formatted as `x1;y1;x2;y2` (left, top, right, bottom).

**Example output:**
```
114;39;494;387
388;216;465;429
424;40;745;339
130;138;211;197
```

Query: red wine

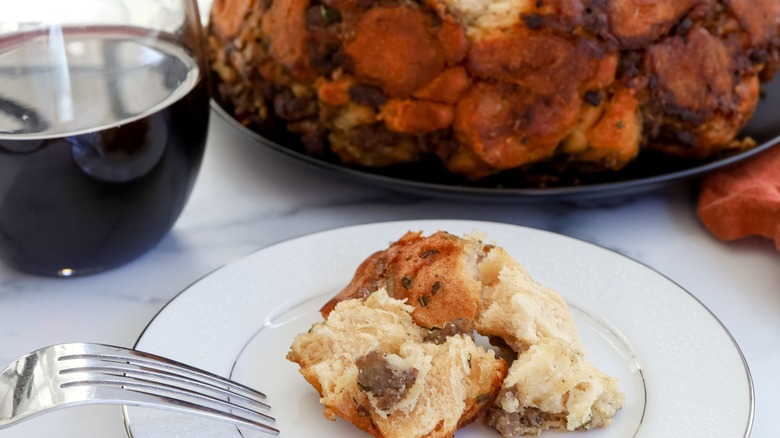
0;26;209;276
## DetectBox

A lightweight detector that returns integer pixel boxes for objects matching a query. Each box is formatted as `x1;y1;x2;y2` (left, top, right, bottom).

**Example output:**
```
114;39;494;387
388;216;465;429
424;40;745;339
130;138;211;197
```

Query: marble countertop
1;113;778;437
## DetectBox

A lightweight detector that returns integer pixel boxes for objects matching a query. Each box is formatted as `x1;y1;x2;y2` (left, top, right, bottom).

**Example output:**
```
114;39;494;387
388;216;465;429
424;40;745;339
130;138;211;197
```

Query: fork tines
57;346;278;435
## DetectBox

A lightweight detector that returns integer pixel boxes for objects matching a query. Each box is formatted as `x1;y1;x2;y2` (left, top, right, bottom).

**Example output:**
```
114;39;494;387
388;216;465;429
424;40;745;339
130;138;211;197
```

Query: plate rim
122;219;755;437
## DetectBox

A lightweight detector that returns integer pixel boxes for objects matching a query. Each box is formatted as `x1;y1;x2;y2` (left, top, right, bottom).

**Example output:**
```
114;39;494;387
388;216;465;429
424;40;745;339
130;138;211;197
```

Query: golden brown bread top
321;230;485;329
344;6;454;98
605;0;697;48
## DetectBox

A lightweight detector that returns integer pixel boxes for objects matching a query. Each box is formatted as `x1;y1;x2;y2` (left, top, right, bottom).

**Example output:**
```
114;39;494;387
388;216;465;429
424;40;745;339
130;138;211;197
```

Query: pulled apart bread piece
289;231;625;437
476;246;625;435
287;289;507;438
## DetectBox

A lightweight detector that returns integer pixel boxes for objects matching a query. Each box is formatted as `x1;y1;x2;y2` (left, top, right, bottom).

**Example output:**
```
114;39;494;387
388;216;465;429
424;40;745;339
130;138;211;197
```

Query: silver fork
0;343;279;434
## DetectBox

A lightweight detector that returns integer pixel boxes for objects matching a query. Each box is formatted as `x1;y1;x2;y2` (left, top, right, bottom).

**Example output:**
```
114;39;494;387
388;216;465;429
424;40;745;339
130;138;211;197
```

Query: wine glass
0;0;210;276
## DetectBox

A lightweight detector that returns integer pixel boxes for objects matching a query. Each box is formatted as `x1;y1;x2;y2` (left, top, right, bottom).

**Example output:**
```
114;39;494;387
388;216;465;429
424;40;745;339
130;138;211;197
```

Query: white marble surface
1;112;778;437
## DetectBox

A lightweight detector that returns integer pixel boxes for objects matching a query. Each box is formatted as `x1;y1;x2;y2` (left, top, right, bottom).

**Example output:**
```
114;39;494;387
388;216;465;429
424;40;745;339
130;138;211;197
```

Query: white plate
123;220;753;438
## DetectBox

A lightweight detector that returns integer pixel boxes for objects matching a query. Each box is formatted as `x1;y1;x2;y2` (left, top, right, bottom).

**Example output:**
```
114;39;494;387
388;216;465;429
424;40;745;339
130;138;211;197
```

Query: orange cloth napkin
697;145;780;249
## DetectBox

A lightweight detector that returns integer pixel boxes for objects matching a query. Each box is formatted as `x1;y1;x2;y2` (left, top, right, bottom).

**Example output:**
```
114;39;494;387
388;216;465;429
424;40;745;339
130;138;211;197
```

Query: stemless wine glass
0;0;210;276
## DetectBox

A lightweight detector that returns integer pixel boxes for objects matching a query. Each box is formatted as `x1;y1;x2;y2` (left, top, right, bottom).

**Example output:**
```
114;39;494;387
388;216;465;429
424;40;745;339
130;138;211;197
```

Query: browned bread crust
321;230;486;329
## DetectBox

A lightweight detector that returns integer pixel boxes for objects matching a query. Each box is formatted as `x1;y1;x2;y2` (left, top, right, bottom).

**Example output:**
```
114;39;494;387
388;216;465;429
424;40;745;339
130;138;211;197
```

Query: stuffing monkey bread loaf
208;0;780;181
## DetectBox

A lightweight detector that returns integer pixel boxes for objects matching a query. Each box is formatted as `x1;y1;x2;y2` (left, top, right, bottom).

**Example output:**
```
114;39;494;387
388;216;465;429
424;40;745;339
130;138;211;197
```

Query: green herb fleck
320;5;342;25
